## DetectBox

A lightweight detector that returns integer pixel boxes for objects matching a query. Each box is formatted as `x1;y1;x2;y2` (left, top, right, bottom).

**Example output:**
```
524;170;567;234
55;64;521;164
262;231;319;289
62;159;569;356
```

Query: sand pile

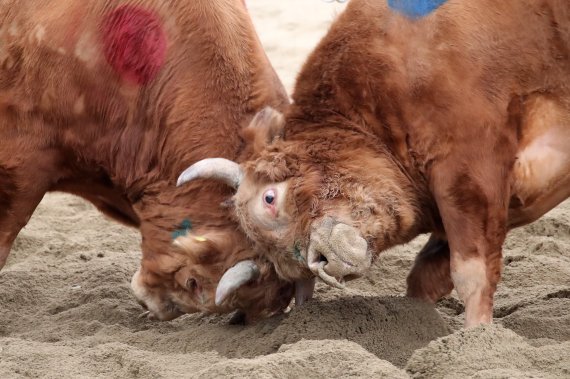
1;1;569;378
1;194;568;378
407;325;570;378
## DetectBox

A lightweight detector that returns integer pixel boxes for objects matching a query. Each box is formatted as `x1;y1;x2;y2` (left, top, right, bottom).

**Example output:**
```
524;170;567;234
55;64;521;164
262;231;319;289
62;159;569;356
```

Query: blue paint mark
171;218;193;240
388;0;447;18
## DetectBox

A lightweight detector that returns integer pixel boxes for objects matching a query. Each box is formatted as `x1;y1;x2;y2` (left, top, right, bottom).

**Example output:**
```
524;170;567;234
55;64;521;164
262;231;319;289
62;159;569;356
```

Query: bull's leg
431;151;512;328
0;245;10;270
406;234;453;302
0;193;46;270
0;188;48;270
509;93;570;228
0;148;61;270
438;204;506;327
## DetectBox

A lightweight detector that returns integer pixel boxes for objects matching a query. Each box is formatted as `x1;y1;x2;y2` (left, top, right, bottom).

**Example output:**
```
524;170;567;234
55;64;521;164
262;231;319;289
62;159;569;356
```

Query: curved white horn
177;158;244;189
215;260;260;306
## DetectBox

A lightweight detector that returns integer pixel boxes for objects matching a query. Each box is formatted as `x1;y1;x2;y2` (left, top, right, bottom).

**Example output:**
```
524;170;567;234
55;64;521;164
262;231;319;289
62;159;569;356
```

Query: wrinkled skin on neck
232;115;423;284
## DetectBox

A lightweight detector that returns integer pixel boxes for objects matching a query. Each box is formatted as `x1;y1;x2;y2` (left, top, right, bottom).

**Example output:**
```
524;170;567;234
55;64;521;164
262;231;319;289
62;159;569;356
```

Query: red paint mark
102;5;167;85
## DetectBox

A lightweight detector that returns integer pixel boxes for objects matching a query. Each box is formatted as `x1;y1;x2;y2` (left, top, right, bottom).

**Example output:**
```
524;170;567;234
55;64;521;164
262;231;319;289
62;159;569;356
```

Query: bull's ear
242;107;286;153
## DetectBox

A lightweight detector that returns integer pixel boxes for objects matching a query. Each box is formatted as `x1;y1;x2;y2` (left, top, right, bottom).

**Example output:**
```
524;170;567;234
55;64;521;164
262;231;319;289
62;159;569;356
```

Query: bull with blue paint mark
180;0;570;328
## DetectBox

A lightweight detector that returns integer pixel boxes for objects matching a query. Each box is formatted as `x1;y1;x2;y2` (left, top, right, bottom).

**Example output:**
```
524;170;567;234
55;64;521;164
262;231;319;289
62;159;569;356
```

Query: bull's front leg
0;147;61;270
431;157;511;328
406;234;453;303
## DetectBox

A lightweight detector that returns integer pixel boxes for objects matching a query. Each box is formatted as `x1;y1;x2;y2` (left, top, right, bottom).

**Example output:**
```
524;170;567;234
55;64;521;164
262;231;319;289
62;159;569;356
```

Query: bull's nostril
137;300;148;310
319;254;328;263
186;278;197;290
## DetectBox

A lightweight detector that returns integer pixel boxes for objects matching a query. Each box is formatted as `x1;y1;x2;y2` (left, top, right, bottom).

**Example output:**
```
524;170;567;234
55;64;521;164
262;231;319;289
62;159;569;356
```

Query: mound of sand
196;340;409;379
407;325;570;378
1;1;569;378
0;338;409;379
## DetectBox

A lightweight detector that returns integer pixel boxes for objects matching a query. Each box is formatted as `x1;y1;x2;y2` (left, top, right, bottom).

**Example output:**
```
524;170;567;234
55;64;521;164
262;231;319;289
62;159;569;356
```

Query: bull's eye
263;189;276;206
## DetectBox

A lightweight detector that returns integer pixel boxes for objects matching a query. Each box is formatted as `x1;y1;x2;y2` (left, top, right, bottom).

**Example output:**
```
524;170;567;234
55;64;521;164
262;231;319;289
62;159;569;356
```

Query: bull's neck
106;1;287;207
288;92;439;237
288;8;441;232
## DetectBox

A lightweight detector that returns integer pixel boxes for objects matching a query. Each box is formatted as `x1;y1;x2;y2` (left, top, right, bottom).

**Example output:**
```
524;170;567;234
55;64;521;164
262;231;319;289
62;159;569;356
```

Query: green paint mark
292;242;305;262
172;218;193;240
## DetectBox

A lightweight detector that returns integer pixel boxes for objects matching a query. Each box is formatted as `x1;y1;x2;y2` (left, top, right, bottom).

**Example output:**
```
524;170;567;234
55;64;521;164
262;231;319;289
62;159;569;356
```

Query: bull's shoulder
0;1;177;124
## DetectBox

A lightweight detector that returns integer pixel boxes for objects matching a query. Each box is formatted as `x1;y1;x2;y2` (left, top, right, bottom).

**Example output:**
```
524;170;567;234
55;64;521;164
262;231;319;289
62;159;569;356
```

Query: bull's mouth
308;250;348;289
138;302;185;321
131;270;193;321
309;260;347;289
306;217;372;288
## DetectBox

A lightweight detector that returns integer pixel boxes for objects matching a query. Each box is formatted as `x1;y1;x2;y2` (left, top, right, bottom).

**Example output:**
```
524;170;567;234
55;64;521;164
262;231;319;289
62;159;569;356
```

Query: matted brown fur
0;0;293;321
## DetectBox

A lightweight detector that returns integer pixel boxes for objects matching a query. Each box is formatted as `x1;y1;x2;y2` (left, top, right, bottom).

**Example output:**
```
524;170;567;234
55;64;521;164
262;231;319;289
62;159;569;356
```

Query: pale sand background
1;1;569;378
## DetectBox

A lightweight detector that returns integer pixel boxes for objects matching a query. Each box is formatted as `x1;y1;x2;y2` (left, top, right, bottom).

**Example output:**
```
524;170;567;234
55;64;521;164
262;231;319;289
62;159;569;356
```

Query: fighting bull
0;0;299;322
180;0;570;327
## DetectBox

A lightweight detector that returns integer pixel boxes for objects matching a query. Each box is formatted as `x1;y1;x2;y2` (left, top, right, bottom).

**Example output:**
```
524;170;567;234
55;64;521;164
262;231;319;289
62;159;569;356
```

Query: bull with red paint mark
0;0;295;322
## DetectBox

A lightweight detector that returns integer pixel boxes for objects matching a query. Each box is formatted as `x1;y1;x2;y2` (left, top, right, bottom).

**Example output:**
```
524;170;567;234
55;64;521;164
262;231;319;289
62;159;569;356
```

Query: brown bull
0;0;296;322
180;0;570;327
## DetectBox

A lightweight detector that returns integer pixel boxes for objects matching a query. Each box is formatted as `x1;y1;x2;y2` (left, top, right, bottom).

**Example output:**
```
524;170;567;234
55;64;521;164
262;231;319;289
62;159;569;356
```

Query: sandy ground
1;1;569;378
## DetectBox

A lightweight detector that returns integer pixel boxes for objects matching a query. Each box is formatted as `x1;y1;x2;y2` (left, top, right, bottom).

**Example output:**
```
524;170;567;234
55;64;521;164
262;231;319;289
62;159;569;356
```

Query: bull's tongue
294;278;316;306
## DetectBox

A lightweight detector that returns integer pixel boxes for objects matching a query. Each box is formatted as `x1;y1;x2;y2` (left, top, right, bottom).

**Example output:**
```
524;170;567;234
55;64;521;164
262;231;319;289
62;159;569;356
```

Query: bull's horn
215;260;260;306
177;158;244;189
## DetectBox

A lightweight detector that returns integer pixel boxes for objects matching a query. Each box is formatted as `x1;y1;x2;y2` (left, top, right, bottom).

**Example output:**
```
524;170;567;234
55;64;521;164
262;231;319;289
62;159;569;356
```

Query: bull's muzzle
307;217;371;288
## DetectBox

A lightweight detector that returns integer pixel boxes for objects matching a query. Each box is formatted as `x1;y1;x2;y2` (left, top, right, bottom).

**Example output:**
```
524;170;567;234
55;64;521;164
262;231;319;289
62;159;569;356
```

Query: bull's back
296;0;569;121
0;0;248;131
1;1;120;127
0;0;280;180
321;0;570;225
370;0;570;97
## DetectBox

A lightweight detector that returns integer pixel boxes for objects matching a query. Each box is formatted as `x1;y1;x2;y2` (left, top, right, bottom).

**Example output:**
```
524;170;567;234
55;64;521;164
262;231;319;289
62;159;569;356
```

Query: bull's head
131;247;293;322
177;107;420;288
129;190;294;322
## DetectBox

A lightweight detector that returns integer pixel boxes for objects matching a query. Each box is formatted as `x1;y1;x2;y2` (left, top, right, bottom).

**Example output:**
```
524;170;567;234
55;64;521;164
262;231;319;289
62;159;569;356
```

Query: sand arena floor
1;1;569;378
